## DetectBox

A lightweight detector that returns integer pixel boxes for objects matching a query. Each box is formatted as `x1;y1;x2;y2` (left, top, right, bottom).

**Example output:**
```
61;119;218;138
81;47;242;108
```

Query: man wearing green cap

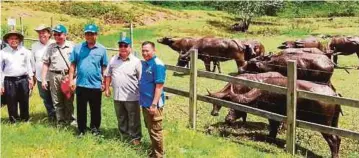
42;24;75;125
0;31;34;123
31;24;55;120
104;37;142;145
69;24;108;135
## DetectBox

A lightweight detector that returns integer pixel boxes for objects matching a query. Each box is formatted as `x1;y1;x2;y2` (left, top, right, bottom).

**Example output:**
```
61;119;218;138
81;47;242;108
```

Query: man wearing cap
41;24;75;125
0;31;34;123
139;41;166;158
69;24;108;135
31;24;55;120
104;37;142;145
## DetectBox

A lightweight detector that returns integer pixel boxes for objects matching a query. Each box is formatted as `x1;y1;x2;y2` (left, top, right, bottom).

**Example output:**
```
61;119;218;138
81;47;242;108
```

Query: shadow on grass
173;72;189;77
206;121;323;158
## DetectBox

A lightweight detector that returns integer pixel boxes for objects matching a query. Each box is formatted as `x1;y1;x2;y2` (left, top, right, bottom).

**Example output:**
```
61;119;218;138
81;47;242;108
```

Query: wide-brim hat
3;31;24;43
35;24;52;33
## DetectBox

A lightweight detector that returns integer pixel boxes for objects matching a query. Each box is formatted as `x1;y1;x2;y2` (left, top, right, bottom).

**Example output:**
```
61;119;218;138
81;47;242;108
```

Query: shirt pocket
90;54;102;63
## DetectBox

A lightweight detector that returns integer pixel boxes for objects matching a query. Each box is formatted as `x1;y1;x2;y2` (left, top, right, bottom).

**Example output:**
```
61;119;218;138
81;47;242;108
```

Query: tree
213;1;283;32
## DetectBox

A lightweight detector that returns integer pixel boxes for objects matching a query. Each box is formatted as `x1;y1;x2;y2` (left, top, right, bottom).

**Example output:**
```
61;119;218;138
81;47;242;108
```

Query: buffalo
328;36;359;67
180;37;265;73
157;37;222;72
240;52;334;83
226;77;341;158
278;37;325;52
207;72;284;124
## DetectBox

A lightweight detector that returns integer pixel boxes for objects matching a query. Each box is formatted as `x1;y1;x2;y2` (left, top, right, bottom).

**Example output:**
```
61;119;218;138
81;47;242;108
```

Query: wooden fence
163;49;359;155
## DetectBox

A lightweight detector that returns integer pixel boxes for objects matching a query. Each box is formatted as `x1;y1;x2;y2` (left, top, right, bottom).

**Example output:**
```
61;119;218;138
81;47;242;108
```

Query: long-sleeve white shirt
0;45;34;87
31;40;55;82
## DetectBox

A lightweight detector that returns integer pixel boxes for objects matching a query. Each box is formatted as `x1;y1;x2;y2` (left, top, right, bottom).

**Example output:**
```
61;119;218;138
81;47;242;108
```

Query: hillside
1;2;359;158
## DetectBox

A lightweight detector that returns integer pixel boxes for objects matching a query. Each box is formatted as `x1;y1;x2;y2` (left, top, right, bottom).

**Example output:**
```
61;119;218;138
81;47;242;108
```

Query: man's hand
70;80;76;92
29;79;34;90
149;104;157;115
105;88;111;97
0;87;4;95
41;81;48;90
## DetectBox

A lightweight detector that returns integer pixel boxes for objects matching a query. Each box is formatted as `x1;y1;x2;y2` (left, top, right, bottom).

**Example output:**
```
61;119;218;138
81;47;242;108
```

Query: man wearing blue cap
104;37;142;145
69;24;108;135
42;24;75;125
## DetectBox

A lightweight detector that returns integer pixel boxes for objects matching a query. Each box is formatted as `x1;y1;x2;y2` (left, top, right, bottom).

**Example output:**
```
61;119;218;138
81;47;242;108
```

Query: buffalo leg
217;61;222;73
204;60;211;72
212;61;216;72
321;133;341;158
268;119;280;138
225;109;238;125
333;54;339;66
356;52;359;69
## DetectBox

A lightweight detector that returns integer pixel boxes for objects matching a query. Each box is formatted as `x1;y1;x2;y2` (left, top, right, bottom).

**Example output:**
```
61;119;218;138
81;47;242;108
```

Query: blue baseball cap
84;24;99;33
52;24;67;34
118;37;131;45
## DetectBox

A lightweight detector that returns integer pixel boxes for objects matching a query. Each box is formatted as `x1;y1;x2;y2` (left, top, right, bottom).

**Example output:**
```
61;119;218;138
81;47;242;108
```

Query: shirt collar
83;41;99;49
145;55;157;65
117;53;133;61
55;40;70;49
5;44;22;52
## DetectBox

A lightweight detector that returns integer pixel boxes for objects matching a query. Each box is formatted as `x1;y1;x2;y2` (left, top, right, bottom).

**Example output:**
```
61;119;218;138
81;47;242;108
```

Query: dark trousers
76;87;102;133
4;76;30;123
37;80;55;118
114;101;141;140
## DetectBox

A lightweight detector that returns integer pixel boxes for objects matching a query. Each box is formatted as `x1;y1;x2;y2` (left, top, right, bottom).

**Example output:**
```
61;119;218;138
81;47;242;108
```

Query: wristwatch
151;104;157;108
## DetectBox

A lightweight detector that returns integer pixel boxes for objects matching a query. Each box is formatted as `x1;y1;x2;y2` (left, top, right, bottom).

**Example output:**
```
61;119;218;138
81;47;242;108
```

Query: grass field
2;2;359;158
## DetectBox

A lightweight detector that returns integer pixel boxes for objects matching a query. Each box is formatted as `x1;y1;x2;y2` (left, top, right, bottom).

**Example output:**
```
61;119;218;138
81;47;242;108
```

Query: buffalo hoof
211;112;219;116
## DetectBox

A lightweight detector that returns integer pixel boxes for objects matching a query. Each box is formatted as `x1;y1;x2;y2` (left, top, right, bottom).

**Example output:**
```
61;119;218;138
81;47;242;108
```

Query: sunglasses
119;44;129;48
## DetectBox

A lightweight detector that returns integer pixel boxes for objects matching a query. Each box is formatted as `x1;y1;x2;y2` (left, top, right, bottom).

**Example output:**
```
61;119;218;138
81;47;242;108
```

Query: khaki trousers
142;107;164;158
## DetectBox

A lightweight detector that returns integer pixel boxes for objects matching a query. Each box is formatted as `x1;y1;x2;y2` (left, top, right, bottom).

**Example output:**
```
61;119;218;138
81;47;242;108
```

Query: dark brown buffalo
180;37;262;73
227;77;341;158
240;52;334;83
157;37;197;68
243;40;266;61
279;47;333;59
207;72;284;125
278;37;325;52
328;36;359;66
157;37;222;72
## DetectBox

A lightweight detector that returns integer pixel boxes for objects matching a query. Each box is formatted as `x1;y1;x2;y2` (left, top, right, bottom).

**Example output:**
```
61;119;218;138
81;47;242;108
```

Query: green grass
2;2;359;158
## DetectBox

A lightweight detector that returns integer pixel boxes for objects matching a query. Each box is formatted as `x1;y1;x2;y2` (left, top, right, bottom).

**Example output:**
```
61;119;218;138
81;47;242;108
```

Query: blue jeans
37;80;55;118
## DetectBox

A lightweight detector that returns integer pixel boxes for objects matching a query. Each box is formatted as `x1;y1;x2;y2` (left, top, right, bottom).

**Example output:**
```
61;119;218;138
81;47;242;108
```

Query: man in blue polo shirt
69;24;108;135
139;41;166;158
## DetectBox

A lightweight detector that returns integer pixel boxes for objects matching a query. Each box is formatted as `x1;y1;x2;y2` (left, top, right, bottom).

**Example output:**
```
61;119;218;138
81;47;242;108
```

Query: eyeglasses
53;33;62;36
119;44;129;48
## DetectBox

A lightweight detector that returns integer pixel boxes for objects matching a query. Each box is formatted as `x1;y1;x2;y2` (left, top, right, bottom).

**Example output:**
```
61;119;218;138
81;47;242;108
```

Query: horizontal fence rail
164;87;359;140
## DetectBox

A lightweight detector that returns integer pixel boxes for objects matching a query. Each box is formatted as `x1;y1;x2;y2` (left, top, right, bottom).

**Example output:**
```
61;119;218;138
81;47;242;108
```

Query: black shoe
91;128;101;136
77;131;85;138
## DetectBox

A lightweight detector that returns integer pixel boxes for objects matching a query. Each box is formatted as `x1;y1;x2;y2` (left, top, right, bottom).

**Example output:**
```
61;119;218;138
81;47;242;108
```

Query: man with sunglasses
69;24;108;136
31;24;55;121
42;24;75;125
104;37;142;145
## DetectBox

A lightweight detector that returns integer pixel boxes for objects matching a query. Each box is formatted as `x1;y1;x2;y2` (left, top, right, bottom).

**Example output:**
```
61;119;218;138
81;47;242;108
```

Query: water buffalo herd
157;36;357;158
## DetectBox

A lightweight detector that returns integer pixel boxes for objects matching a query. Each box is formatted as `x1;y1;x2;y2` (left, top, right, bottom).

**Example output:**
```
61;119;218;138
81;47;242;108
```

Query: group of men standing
0;23;166;158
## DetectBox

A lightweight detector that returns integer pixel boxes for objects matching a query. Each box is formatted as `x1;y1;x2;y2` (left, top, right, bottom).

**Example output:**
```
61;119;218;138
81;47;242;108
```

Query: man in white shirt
104;37;142;145
31;24;55;120
0;31;34;123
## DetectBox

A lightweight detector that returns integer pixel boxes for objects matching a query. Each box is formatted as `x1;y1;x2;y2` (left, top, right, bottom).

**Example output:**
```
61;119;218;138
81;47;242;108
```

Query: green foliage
147;1;216;11
278;1;359;18
30;2;135;24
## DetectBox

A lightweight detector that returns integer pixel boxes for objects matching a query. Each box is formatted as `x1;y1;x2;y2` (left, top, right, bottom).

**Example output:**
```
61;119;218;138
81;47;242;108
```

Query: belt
4;75;28;81
50;70;69;74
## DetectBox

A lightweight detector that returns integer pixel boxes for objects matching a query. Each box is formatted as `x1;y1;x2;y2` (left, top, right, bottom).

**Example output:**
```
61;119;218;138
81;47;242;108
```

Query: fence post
130;22;136;57
286;60;297;155
189;49;198;129
50;17;53;28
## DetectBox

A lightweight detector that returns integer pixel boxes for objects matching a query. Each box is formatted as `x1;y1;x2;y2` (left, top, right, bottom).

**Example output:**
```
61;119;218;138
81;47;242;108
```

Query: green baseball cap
84;24;99;33
52;24;67;34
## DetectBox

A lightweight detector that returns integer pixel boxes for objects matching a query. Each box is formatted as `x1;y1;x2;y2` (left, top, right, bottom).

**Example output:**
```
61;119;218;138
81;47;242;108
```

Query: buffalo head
157;37;174;45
